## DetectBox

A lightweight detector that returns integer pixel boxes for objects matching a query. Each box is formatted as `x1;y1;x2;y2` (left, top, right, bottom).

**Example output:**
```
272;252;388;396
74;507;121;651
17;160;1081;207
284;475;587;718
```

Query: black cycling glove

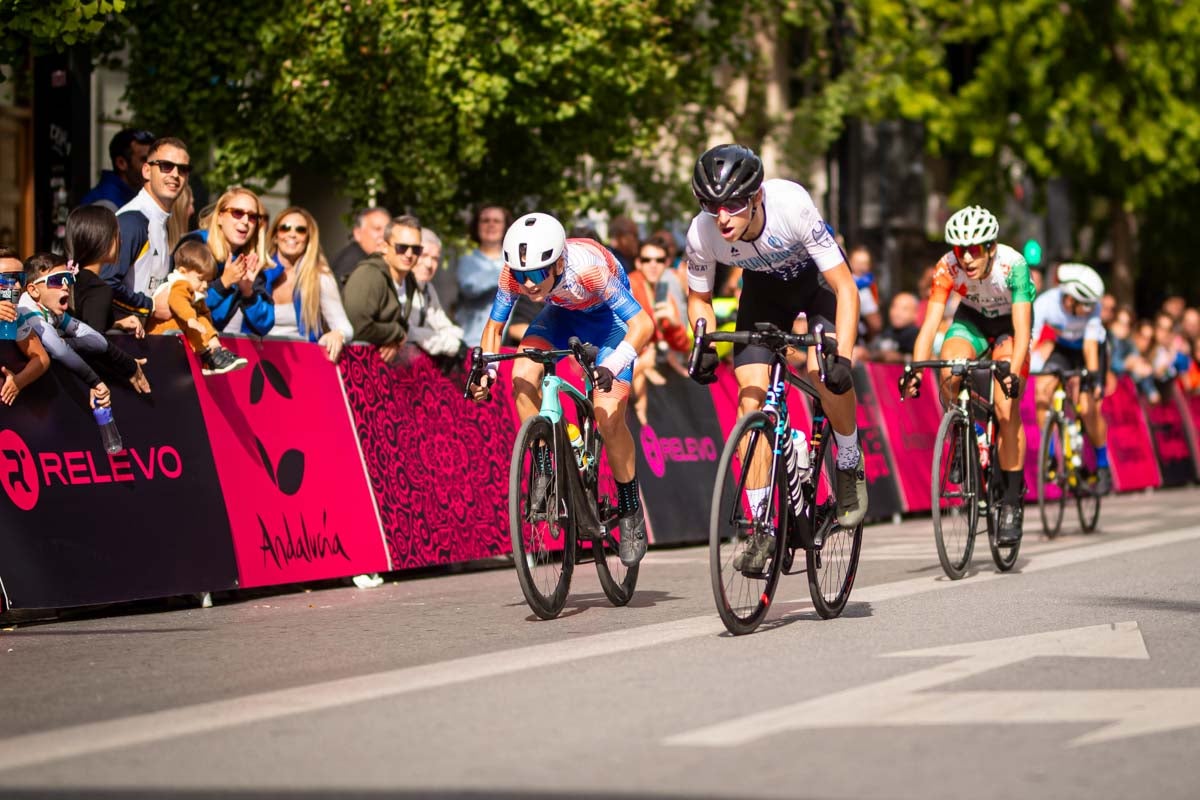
690;346;720;386
592;366;615;393
995;362;1021;398
824;355;854;395
899;370;922;398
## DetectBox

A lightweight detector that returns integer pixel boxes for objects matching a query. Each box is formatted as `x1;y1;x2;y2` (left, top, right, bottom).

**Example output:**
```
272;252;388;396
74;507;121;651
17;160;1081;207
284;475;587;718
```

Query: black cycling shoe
733;533;774;576
1094;466;1113;496
996;502;1024;546
618;507;647;567
835;454;868;529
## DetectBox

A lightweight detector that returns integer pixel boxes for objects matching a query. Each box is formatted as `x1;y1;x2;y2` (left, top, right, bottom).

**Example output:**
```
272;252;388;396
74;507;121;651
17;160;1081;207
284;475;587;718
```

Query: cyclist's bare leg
1034;374;1057;430
936;336;976;407
511;354;544;423
805;346;856;436
594;387;635;483
990;337;1025;471
732;362;772;497
1077;385;1108;446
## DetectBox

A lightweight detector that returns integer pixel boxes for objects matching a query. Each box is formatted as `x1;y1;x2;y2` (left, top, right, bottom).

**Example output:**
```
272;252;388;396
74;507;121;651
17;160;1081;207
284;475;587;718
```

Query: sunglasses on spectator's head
31;272;75;289
699;197;751;217
223;207;263;224
393;243;423;256
278;223;308;235
515;265;555;284
953;243;993;261
149;159;191;176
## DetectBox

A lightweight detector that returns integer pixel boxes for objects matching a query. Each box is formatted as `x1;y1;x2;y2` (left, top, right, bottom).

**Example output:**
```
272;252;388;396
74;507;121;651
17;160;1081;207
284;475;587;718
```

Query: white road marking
666;622;1200;748
2;525;1199;773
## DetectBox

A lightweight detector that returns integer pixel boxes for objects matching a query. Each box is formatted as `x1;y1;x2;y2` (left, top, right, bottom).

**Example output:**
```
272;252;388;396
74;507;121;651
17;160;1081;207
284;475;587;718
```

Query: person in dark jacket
79;128;155;212
331;206;390;289
343;215;421;364
65;206;147;337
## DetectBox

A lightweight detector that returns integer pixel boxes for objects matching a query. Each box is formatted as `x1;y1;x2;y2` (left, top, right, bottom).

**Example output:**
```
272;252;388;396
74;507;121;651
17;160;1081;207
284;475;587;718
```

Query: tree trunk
1109;200;1136;304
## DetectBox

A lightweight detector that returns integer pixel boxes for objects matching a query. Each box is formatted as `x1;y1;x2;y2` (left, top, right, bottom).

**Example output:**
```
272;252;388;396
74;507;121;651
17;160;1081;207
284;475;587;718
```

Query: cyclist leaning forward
905;205;1034;546
685;143;869;574
1031;262;1112;495
467;212;655;567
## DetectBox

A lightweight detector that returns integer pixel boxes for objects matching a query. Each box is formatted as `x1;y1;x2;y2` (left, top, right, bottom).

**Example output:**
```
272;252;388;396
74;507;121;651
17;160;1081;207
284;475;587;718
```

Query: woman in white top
266;206;353;362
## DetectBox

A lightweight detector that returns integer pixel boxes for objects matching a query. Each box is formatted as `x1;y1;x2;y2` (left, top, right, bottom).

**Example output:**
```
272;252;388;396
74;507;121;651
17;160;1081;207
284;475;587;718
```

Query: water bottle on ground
93;404;124;454
0;273;20;340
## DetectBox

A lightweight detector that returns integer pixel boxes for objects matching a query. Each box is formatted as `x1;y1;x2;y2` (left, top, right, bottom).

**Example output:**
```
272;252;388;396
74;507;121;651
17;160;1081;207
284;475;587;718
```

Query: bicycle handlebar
688;318;839;385
463;338;601;400
899;358;1019;400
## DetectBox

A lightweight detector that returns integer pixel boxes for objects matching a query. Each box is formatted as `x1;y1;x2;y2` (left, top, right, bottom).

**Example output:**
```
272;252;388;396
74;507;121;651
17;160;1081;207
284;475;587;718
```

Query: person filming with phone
629;237;691;422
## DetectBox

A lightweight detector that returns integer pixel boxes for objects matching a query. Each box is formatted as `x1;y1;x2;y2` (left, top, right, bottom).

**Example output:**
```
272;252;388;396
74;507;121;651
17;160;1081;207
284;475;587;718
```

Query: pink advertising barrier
1142;386;1196;486
867;363;942;512
1101;377;1161;492
1174;380;1200;483
1020;388;1061;501
189;338;390;588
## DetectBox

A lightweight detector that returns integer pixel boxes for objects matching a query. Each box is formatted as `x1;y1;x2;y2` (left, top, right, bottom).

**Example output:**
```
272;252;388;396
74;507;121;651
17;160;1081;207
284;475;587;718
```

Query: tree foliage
119;0;755;233
0;0;128;73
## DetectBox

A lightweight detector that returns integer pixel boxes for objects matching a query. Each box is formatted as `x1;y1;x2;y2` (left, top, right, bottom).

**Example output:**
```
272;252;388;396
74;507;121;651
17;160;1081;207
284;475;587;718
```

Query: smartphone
654;280;671;304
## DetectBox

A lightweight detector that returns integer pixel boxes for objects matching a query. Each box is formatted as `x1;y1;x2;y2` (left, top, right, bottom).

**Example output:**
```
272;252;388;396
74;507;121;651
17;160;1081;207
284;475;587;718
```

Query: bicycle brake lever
813;323;827;385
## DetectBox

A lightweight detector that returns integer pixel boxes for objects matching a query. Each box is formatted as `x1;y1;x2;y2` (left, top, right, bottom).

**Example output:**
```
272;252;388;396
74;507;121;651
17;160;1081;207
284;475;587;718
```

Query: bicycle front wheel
1037;414;1066;538
932;409;979;580
710;411;786;635
589;429;639;606
509;416;574;620
1074;419;1101;533
805;420;863;619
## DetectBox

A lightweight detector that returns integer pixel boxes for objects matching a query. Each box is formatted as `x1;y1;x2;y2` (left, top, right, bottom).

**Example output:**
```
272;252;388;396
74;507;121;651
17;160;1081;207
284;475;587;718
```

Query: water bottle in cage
1068;420;1083;469
975;422;990;471
783;428;810;515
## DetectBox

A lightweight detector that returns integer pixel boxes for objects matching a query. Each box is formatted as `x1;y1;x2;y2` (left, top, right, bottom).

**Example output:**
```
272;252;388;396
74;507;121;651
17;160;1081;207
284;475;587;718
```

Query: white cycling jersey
1032;287;1105;349
684;179;845;293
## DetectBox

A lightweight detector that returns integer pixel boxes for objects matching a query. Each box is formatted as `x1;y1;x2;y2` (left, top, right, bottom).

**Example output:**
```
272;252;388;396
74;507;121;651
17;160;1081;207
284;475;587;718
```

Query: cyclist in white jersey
685;144;867;575
1031;263;1111;494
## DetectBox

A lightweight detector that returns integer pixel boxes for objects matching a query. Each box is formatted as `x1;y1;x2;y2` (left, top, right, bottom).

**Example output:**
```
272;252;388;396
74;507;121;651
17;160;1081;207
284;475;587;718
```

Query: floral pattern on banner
339;345;516;568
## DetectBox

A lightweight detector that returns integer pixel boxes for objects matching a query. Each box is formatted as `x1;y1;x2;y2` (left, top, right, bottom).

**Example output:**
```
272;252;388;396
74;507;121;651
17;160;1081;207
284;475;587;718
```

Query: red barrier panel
1174;380;1200;483
1142;387;1196;487
1020;388;1063;501
867;363;942;512
190;338;389;588
1102;377;1160;492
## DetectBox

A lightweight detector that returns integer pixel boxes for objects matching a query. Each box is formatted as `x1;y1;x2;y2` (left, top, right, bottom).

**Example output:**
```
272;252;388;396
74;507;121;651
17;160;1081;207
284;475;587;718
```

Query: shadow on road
0;789;759;800
514;589;684;621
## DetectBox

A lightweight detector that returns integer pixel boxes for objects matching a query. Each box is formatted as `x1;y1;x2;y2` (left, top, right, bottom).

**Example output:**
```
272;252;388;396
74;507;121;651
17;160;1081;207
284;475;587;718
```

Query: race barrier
0;337;1193;611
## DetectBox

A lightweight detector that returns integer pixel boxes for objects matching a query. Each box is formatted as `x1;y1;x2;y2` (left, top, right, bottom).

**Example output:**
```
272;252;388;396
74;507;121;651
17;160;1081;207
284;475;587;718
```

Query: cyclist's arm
1009;300;1032;377
912;298;947;364
1083;337;1101;374
821;262;859;360
687;289;716;337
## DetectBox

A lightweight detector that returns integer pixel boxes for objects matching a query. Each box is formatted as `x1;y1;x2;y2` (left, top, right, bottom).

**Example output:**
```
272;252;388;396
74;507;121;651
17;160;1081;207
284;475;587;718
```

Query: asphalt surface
3;488;1200;800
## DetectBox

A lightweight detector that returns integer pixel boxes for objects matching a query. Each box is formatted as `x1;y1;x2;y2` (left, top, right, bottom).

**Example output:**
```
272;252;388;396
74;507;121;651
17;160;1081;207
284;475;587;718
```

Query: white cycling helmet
502;212;566;272
1057;263;1105;304
945;205;1000;246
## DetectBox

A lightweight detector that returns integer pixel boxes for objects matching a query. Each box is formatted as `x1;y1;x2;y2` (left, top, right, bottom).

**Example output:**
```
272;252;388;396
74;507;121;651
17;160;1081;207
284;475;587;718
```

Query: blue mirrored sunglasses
515;265;554;285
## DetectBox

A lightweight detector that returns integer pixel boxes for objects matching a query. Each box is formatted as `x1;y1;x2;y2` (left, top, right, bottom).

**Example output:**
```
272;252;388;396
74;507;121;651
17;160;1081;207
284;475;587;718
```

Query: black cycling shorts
1042;344;1086;375
734;268;837;368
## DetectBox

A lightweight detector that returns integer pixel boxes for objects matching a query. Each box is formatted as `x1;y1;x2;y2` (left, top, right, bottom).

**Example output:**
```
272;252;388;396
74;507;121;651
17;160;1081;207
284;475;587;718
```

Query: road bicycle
465;339;637;619
900;358;1020;579
691;319;863;635
1030;367;1101;537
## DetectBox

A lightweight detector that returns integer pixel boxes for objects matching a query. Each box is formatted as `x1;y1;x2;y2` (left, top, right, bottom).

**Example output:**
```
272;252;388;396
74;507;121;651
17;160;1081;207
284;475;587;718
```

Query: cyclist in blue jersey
468;213;655;566
1032;263;1111;495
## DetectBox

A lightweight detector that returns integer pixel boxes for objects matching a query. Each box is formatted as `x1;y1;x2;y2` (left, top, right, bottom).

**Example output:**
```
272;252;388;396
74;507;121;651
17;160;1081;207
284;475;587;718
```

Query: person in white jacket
410;229;466;360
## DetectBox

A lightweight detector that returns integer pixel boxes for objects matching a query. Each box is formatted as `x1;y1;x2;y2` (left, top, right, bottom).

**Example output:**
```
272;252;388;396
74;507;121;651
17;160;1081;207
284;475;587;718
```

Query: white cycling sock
835;429;860;470
746;487;769;513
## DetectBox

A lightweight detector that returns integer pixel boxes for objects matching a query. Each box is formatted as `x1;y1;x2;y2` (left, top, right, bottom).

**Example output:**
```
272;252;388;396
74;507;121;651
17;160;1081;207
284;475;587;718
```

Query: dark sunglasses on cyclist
31;272;76;289
149;159;191;177
699;197;751;217
393;243;424;256
278;223;308;235
953;243;993;261
516;265;555;285
224;207;263;224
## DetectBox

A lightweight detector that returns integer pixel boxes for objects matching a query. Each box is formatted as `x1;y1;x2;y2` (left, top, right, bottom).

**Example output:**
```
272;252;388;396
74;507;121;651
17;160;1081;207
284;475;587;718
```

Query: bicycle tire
509;415;574;619
1037;414;1067;538
987;458;1020;571
709;411;786;635
805;419;862;619
588;427;639;606
1074;419;1101;533
931;409;978;580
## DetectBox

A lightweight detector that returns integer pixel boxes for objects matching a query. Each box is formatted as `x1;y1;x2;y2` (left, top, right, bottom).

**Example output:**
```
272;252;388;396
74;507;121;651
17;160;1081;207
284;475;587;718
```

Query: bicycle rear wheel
987;459;1020;571
710;411;786;635
588;428;639;606
509;416;574;619
931;409;979;580
1037;414;1067;538
805;420;863;619
1074;419;1101;533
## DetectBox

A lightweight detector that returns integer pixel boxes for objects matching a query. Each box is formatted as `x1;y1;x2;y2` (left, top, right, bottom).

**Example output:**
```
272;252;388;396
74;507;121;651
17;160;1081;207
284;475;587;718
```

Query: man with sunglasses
467;213;655;567
343;214;423;364
906;205;1035;546
1031;263;1111;494
103;136;190;325
685;143;869;542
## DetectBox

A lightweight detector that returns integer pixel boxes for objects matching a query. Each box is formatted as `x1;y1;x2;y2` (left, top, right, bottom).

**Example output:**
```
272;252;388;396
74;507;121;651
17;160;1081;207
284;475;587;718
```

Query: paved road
3;489;1200;799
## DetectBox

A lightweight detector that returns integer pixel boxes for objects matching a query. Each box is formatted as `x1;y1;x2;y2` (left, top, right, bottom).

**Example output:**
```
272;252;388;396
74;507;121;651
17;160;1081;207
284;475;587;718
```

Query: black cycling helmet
692;143;764;204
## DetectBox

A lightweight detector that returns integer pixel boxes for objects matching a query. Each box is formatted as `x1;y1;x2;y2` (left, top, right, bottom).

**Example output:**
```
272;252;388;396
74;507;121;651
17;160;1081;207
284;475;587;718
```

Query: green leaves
0;0;128;73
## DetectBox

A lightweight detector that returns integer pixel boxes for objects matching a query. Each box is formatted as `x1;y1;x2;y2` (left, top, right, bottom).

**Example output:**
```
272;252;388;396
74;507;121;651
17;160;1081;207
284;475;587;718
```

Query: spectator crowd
1;127;1195;423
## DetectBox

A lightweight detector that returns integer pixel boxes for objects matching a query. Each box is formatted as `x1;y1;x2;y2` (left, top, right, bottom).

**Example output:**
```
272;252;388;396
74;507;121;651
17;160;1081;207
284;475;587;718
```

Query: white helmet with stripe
944;205;1000;246
1057;263;1104;304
